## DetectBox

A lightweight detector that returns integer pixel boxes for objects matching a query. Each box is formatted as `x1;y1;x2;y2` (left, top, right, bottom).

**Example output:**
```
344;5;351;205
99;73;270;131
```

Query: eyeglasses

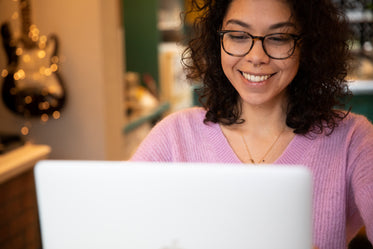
218;30;301;60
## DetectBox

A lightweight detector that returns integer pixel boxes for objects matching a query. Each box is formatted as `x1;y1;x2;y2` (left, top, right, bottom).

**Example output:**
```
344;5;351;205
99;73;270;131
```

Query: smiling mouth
241;72;275;82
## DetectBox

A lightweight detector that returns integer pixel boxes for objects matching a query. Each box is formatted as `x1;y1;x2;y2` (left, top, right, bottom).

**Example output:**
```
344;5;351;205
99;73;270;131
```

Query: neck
239;98;288;135
219;96;295;164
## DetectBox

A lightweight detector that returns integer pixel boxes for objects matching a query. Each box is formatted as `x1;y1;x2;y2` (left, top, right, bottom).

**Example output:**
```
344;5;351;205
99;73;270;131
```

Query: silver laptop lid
34;160;313;249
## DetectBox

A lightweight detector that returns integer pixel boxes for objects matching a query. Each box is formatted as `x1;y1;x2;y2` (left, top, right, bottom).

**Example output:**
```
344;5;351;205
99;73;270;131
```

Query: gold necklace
241;128;286;164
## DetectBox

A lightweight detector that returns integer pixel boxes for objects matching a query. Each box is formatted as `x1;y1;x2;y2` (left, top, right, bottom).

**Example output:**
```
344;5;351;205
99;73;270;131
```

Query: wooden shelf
0;143;51;184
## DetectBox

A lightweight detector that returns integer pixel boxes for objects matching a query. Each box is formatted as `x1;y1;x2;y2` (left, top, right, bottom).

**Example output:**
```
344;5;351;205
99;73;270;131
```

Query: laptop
34;160;313;249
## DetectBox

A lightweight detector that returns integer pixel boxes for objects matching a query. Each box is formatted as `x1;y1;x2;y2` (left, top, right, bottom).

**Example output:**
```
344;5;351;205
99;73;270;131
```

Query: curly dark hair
182;0;352;134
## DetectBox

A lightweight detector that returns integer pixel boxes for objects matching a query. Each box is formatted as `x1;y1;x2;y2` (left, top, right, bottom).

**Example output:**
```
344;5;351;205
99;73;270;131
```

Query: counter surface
0;143;51;183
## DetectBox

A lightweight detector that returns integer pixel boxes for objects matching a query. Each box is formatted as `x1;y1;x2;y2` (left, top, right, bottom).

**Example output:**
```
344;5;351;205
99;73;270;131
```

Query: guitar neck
19;0;36;47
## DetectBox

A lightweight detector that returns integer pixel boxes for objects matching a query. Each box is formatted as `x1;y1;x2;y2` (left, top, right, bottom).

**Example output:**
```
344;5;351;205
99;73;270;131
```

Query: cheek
221;50;238;75
289;50;301;73
221;52;230;77
221;48;228;69
289;58;300;78
278;54;300;79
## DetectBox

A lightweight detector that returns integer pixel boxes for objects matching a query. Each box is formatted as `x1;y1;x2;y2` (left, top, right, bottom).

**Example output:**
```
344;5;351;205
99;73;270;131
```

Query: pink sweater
131;107;373;249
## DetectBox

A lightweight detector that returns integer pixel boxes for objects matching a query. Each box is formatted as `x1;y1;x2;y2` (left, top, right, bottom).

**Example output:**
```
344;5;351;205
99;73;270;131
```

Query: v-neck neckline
216;124;312;164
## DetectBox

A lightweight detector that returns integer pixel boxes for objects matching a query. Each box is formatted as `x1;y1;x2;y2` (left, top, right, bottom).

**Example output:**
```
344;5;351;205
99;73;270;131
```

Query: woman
131;0;373;248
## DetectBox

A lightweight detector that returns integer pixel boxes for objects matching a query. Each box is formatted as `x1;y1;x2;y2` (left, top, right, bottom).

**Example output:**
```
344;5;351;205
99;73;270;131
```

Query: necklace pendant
241;127;286;166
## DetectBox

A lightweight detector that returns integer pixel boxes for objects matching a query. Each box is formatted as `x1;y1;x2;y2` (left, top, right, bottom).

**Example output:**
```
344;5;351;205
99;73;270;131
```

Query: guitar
1;0;66;118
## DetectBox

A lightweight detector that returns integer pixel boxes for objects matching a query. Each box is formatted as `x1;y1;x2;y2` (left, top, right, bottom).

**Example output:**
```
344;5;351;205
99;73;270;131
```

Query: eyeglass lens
221;31;297;59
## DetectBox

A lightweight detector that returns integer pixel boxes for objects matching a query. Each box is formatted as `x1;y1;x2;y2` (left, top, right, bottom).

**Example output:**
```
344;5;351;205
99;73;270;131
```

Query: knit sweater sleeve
129;110;182;162
130;107;221;162
349;116;373;242
130;107;240;163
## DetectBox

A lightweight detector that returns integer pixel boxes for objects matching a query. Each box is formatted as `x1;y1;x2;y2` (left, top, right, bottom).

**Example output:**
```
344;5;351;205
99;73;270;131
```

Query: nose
244;38;270;66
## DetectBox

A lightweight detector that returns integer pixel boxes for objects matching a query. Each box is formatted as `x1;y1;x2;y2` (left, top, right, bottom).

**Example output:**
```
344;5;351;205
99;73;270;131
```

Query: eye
226;32;250;41
266;34;293;45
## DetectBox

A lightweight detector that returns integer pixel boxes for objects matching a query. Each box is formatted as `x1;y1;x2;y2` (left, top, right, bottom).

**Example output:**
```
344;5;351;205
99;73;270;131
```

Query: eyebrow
225;19;296;30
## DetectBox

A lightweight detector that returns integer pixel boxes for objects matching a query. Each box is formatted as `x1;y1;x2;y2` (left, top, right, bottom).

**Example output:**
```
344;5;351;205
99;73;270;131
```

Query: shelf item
348;80;373;94
159;42;193;112
346;10;373;23
123;102;170;134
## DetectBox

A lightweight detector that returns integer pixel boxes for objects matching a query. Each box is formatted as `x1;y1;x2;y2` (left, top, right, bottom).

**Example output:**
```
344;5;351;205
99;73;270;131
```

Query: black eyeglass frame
218;30;301;60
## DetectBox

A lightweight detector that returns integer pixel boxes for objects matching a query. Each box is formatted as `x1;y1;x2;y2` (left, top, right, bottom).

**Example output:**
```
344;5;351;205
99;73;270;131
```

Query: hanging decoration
0;0;66;135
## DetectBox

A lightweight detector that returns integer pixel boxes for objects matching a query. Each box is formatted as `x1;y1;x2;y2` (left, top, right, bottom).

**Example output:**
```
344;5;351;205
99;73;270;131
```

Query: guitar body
0;1;66;118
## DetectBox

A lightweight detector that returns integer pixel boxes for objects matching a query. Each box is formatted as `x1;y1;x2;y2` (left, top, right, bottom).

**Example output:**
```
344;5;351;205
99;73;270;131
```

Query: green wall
346;94;373;122
122;0;160;83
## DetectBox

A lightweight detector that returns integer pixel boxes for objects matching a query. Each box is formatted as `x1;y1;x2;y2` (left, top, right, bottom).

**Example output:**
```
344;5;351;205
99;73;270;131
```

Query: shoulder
298;112;373;156
342;112;373;153
316;112;373;147
311;111;373;138
154;107;209;131
161;107;207;123
135;106;214;146
342;111;372;125
338;112;373;137
330;112;373;173
130;107;221;162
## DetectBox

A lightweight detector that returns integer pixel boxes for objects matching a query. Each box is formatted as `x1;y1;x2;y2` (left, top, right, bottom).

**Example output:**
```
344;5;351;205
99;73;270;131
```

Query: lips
241;71;275;83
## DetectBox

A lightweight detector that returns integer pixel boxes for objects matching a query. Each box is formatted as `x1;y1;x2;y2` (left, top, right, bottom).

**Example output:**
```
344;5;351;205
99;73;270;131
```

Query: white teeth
242;72;271;82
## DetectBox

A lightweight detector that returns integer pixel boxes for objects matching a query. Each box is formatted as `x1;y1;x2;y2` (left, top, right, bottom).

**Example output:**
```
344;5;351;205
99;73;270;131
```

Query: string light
37;50;46;59
16;48;23;56
50;64;58;72
1;69;8;78
40;114;49;122
13;69;25;80
52;111;61;120
51;56;59;64
24;96;32;104
20;126;29;136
